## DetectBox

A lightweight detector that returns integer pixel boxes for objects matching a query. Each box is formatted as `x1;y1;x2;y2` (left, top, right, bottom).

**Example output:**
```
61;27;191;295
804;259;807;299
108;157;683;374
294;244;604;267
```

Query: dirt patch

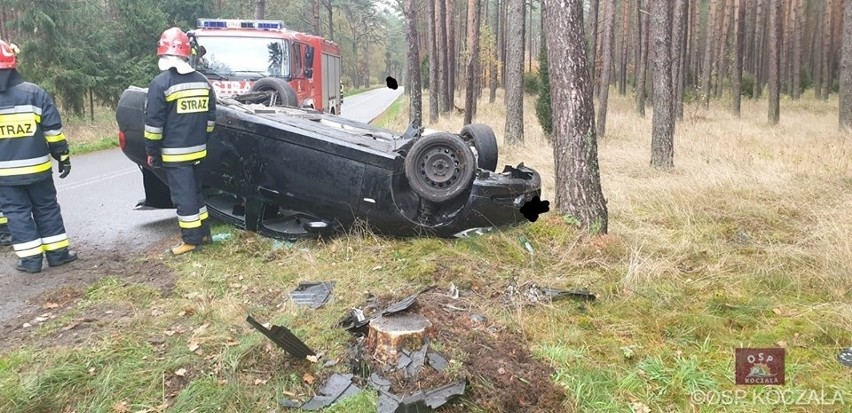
347;291;566;413
0;249;176;347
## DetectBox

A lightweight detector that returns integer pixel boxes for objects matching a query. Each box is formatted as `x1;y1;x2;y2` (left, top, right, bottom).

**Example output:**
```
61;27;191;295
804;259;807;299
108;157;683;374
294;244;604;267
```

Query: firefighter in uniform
145;28;216;255
0;40;76;273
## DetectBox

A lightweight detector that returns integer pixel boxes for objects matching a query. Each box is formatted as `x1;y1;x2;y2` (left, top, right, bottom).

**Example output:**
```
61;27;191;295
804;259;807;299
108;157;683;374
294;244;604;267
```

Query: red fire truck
187;18;342;114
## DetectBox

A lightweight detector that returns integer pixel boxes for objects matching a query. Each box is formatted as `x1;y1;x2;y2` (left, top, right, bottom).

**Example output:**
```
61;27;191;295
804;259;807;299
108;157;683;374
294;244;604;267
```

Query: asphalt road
0;86;404;321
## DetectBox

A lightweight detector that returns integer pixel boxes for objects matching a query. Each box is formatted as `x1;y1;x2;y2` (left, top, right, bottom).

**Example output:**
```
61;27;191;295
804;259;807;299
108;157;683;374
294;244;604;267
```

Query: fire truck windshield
194;36;290;80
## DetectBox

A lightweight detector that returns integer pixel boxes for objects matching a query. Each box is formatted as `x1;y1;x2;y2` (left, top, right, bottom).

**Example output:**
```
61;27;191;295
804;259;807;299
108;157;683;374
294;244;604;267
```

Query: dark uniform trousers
0;176;68;258
165;162;209;245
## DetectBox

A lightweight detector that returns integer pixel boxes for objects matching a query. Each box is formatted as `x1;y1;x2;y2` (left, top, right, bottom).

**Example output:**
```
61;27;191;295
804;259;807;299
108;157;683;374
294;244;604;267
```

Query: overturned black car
115;86;541;239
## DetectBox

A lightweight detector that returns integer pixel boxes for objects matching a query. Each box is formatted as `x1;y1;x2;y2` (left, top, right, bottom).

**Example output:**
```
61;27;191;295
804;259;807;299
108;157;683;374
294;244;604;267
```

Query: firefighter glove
147;154;162;169
56;152;71;179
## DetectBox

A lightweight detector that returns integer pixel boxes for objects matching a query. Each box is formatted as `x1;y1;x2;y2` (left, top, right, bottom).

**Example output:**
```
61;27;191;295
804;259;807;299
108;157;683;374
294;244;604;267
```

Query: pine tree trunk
596;0;616;138
689;0;701;87
313;0;322;35
814;1;824;98
768;0;781;124
754;0;766;98
543;0;608;234
701;0;717;107
671;0;686;121
255;0;266;19
504;0;525;145
650;0;674;168
437;0;451;113
428;0;439;123
490;0;499;103
618;0;629;96
821;0;832;100
464;0;481;125
715;0;734;98
675;1;688;120
733;0;746;115
403;0;422;127
840;0;852;130
636;0;649;116
588;0;600;85
447;0;456;105
792;0;802;99
745;0;757;75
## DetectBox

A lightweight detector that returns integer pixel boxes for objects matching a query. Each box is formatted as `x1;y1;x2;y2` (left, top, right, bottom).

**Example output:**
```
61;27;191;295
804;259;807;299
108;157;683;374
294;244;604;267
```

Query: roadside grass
344;84;385;98
61;106;119;155
371;95;405;128
1;90;851;412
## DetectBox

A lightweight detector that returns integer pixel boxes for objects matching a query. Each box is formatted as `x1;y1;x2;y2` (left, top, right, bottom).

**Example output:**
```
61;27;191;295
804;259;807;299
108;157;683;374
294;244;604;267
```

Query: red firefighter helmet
157;27;190;58
0;40;18;69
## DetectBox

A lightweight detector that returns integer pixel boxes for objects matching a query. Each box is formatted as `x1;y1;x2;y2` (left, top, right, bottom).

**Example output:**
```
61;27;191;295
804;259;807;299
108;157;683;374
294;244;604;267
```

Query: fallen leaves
188;342;200;353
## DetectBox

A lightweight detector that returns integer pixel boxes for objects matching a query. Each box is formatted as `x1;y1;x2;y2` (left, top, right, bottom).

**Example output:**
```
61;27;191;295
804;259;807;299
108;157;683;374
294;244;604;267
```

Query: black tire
404;132;476;203
459;123;499;172
249;77;298;107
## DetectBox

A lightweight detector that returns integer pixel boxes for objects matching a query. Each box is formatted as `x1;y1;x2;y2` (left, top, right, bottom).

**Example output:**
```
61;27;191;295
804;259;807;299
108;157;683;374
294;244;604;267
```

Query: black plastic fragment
246;315;315;359
279;399;301;408
341;287;436;336
839;347;852;367
426;351;449;371
405;344;428;379
299;373;361;411
381;293;419;316
289;281;335;309
541;287;596;302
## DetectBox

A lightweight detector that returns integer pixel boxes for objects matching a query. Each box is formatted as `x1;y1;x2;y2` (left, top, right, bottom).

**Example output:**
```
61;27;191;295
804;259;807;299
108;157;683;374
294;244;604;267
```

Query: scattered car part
539;286;596;302
426;351;449;371
246;315;315;359
839;347;852;367
459;123;499;172
405;344;429;379
374;380;467;413
298;373;362;411
507;283;597;305
289;281;335;309
403;132;477;204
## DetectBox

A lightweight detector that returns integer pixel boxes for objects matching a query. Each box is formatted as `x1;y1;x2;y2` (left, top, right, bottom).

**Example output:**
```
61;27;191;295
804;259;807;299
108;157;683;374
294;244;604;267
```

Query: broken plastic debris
289;281;335;309
452;226;495;238
294;373;361;411
405;344;428;379
839;347;852;367
374;380;467;413
518;236;534;254
278;399;301;408
246;315;315;359
538;286;596;302
273;239;297;250
509;282;597;304
448;283;459;299
426;351;449;371
211;233;232;242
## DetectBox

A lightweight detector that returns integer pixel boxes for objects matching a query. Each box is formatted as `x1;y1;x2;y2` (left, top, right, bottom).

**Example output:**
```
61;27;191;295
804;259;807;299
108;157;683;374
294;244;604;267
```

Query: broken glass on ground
246;315;315;359
506;282;597;305
289;281;335;309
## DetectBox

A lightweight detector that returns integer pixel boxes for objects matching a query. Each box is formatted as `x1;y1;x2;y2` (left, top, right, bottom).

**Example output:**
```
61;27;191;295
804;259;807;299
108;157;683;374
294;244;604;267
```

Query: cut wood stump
367;313;432;362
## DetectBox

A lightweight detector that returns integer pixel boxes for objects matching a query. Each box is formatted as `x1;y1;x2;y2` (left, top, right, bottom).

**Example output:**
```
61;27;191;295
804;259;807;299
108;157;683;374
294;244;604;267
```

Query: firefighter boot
171;242;200;256
15;255;43;274
0;232;11;247
46;249;78;267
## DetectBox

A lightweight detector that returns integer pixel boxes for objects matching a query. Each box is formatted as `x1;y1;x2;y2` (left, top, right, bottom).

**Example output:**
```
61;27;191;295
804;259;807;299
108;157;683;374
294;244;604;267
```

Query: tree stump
367;314;432;362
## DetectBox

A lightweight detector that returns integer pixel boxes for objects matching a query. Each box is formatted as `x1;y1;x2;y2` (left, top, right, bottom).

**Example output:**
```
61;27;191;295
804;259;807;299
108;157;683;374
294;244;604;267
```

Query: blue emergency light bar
197;18;284;30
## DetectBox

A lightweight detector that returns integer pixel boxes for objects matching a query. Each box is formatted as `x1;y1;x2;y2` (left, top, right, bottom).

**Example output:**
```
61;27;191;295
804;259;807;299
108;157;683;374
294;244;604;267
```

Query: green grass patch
72;135;119;154
372;95;404;128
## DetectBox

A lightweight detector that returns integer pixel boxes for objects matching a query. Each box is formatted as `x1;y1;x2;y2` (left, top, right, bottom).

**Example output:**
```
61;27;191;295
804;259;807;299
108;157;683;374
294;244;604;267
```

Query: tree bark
313;0;322;36
754;0;766;98
715;0;734;98
464;0;481;125
733;0;746;115
588;0;600;84
505;0;525;144
792;0;802;99
671;0;686;121
543;0;608;234
814;1;824;98
490;0;499;103
255;0;266;19
688;0;701;87
636;0;649;116
403;0;422;128
428;0;439;123
447;0;456;105
437;0;451;113
768;0;781;124
840;0;852;130
618;0;629;96
821;0;833;99
596;0;615;138
701;0;718;107
650;0;674;168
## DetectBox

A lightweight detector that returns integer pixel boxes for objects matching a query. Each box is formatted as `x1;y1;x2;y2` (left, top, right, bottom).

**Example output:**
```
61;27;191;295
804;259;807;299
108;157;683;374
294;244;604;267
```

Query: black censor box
735;348;785;385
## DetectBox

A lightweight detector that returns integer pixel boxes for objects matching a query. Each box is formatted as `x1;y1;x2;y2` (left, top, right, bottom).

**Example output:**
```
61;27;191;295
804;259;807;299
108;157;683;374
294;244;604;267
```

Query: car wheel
459;123;499;172
404;132;476;203
249;77;298;107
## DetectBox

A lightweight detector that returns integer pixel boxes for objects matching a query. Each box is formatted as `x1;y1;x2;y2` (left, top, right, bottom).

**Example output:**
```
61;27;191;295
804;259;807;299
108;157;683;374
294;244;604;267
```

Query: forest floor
1;90;850;412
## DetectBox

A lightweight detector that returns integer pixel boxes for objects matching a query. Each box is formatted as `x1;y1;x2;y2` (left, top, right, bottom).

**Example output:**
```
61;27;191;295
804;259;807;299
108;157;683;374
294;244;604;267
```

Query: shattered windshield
194;36;289;79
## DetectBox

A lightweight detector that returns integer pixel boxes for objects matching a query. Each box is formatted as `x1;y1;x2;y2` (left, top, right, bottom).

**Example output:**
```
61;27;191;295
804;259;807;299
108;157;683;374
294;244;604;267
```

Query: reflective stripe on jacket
144;70;217;167
0;82;68;185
